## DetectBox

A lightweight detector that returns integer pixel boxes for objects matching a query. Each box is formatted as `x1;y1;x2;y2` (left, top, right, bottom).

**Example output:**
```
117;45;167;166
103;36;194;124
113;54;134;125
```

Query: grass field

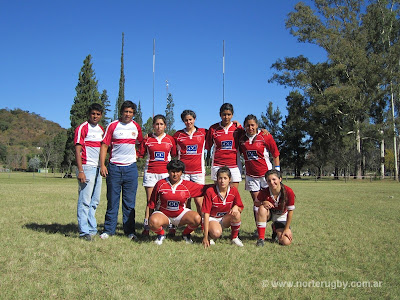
0;172;399;299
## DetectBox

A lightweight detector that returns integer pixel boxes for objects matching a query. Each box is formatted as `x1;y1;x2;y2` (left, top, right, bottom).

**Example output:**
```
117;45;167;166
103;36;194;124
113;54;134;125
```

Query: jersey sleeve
169;135;177;157
148;180;161;209
201;186;214;214
137;138;147;158
102;123;115;146
285;186;295;211
185;181;206;198
232;187;244;210
135;121;143;144
74;124;87;145
263;134;280;158
205;126;214;151
257;188;268;202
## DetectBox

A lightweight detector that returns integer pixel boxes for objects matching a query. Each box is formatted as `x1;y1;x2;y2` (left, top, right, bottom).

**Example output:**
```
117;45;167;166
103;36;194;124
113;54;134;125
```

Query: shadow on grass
24;222;79;237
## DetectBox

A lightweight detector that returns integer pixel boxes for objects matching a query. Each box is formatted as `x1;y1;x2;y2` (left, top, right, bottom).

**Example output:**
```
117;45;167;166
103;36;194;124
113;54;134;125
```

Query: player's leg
179;210;201;243
255;205;270;246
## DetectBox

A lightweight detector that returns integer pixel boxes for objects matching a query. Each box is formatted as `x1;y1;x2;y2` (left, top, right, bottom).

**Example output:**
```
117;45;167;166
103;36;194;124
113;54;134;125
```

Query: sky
0;0;326;130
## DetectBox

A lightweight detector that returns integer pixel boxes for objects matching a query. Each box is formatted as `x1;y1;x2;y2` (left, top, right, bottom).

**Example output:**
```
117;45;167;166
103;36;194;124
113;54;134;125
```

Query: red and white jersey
257;185;295;218
74;121;104;166
205;122;243;168
137;133;177;174
148;178;205;218
239;131;280;177
102;120;143;166
202;185;244;218
173;128;207;174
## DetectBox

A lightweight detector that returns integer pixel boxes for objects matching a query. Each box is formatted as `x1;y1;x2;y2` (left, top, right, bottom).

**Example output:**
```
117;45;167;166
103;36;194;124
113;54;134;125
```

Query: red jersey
202;185;244;218
205;122;243;168
74;121;104;166
173;128;207;174
148;178;205;218
257;185;295;217
239;131;280;177
137;133;176;173
102;120;143;165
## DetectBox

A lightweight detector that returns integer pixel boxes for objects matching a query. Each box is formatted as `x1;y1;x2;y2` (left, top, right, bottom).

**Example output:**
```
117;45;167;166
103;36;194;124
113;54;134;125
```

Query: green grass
0;172;399;299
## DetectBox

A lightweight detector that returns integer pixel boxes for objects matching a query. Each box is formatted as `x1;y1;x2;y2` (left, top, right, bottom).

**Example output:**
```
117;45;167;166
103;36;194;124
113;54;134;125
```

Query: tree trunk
380;130;385;179
355;124;362;179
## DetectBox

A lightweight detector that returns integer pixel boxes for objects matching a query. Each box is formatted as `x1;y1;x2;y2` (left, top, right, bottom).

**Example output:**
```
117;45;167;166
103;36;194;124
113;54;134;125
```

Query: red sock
182;225;197;235
257;222;266;240
154;226;165;236
230;222;241;239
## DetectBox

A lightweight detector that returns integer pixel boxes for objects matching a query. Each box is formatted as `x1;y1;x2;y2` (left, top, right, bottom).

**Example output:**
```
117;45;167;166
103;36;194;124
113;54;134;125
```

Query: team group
74;100;295;247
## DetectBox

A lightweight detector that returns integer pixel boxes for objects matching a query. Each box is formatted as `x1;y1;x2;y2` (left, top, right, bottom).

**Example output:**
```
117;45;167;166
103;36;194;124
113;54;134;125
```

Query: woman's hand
202;237;210;249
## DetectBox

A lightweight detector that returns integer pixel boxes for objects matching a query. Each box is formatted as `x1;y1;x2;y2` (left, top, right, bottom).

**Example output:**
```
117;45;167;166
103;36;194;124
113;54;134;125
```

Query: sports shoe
79;234;93;241
252;229;258;238
256;239;265;247
209;239;215;245
155;234;166;245
182;234;193;244
127;233;138;241
231;237;244;247
99;232;110;240
141;229;150;236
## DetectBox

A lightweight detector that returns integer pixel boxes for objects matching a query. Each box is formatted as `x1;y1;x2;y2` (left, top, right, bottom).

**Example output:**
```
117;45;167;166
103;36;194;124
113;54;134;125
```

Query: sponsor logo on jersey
221;140;233;150
216;212;227;217
246;150;258;160
167;200;180;211
186;144;198;154
154;151;165;161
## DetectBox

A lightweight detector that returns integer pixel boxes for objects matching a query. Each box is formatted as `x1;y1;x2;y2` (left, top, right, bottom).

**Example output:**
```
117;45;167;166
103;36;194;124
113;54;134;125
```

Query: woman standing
256;170;295;247
137;115;177;236
173;110;207;214
238;114;280;230
206;103;243;188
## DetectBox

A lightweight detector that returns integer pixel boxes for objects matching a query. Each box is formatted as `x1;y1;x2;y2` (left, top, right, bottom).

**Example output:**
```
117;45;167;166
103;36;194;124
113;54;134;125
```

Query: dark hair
181;110;196;121
219;103;234;115
265;169;286;212
167;159;185;173
244;114;258;127
87;103;103;115
217;166;231;179
153;114;166;125
120;100;137;115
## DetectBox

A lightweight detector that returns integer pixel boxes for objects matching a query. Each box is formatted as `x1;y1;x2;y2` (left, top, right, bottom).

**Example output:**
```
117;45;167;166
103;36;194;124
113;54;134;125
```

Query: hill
0;108;67;170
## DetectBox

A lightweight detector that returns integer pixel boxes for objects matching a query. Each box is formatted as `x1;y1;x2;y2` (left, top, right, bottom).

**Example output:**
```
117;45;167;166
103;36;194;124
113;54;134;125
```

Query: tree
63;54;101;171
280;91;308;178
165;93;175;135
142;117;153;136
135;101;143;128
100;89;111;127
28;156;41;172
260;101;282;146
114;32;125;120
0;143;7;163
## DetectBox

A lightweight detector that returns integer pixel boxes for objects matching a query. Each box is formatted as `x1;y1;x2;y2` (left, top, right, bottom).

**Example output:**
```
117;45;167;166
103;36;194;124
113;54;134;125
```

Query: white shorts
211;166;242;182
143;172;169;187
152;208;191;227
181;173;206;184
209;216;223;224
245;175;268;192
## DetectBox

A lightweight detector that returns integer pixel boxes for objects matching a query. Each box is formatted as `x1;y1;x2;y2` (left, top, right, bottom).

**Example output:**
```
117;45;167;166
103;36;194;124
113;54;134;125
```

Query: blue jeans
103;162;138;235
76;165;102;236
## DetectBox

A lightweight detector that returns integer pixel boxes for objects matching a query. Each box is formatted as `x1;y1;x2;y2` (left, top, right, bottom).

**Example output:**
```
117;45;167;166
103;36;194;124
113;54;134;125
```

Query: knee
148;216;160;230
279;236;292;246
209;228;222;239
232;211;241;222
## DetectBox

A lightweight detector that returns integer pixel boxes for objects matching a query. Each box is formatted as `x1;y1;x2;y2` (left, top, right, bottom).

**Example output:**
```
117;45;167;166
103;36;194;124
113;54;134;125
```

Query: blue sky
0;0;326;130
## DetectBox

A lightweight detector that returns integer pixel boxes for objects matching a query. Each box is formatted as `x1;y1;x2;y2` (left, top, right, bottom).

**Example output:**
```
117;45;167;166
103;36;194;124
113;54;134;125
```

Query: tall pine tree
63;54;101;171
100;89;111;127
135;101;143;127
114;32;125;120
165;93;175;135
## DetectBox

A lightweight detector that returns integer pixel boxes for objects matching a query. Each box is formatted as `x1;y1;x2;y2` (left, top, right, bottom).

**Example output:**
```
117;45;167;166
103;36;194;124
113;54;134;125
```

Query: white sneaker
99;232;110;240
127;233;137;241
231;237;244;247
209;239;215;245
182;234;193;244
155;234;166;245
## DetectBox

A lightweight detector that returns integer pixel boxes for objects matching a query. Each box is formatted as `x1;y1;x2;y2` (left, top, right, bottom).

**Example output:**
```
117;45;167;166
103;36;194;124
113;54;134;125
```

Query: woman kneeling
148;160;205;245
202;166;244;248
256;169;295;247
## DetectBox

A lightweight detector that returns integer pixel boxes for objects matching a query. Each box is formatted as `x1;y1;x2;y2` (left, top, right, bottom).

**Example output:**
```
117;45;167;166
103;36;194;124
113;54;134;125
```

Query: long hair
265;169;286;212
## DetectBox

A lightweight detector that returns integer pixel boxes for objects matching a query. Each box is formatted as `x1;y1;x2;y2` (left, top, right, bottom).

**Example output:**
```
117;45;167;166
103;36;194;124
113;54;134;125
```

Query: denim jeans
103;162;138;235
76;165;102;236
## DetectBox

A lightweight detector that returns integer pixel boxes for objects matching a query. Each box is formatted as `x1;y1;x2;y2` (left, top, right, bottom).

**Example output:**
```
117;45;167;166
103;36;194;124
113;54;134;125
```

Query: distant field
0;172;399;299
